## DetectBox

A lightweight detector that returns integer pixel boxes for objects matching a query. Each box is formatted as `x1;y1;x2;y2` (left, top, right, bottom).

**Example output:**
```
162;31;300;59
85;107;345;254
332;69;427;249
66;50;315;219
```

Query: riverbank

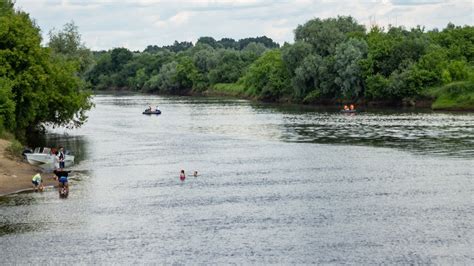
203;81;474;111
0;139;56;196
93;81;474;112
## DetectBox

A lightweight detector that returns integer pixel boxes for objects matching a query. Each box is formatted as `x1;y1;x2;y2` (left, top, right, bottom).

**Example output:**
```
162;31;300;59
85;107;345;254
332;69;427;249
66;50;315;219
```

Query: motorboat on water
25;147;75;167
143;109;161;115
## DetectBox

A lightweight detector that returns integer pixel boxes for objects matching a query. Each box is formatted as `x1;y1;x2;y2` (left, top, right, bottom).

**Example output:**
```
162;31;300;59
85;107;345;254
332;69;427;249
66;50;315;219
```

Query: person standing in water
32;173;43;192
179;170;186;181
54;169;70;196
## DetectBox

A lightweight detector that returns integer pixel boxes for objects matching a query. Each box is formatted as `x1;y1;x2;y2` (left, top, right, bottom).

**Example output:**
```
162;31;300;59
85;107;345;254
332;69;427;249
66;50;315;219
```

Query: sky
14;0;473;51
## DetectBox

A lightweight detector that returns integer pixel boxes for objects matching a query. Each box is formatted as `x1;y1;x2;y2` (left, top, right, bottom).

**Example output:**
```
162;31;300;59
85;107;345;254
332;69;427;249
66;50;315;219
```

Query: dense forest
0;0;92;140
1;0;473;143
87;16;474;109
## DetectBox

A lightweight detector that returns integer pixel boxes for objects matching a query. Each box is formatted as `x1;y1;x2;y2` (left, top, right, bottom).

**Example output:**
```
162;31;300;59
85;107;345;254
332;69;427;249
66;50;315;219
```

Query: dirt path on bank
0;139;57;196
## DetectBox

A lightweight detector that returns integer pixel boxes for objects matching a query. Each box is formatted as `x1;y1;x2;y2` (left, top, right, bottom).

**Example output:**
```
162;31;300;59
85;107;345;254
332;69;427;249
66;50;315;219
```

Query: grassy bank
425;81;474;111
206;83;247;97
0;131;24;159
205;81;474;111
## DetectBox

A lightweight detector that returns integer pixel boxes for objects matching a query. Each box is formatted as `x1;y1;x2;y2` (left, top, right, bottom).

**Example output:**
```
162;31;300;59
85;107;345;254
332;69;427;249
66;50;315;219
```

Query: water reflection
248;103;474;158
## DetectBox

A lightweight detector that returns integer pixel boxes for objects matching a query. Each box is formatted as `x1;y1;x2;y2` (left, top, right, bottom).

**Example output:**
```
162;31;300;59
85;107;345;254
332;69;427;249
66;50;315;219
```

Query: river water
1;94;473;264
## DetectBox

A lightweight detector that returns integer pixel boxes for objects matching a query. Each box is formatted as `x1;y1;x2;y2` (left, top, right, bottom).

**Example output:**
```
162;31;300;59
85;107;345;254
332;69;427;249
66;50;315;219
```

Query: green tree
334;38;368;99
241;42;267;63
155;61;179;93
0;1;92;138
294;16;365;56
196;37;219;49
281;41;312;74
208;49;244;84
48;21;94;77
292;54;323;99
240;50;290;101
0;78;15;131
429;24;474;62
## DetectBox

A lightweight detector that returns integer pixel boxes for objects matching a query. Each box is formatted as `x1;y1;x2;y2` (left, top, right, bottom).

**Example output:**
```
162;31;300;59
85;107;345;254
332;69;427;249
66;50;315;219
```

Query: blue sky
15;0;473;51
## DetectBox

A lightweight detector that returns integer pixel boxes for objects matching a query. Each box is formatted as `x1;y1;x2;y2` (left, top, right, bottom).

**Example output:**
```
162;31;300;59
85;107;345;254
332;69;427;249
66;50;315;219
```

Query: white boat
25;147;75;167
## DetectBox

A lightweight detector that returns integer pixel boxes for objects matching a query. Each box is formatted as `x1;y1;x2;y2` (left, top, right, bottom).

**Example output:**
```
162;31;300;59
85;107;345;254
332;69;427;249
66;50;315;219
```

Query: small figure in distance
155;106;159;111
32;173;44;192
179;170;186;181
193;171;198;177
343;105;349;111
146;105;151;112
58;146;65;169
349;104;355;110
54;150;60;170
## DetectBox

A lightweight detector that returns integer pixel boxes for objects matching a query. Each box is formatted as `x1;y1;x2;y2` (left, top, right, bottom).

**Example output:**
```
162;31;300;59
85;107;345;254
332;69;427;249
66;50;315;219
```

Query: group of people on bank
31;146;70;197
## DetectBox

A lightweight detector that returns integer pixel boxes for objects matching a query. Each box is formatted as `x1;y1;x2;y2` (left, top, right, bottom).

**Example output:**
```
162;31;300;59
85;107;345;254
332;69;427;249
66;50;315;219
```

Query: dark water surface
1;95;473;264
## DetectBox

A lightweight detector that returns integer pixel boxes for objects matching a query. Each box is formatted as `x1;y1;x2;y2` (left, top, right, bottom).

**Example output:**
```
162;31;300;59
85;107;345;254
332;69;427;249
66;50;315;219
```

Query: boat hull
340;110;357;113
25;153;75;167
143;110;161;115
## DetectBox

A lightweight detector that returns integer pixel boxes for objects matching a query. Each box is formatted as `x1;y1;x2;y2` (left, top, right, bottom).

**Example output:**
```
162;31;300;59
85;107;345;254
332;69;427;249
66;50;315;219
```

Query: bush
431;81;474;110
5;139;23;159
302;90;321;103
211;83;245;96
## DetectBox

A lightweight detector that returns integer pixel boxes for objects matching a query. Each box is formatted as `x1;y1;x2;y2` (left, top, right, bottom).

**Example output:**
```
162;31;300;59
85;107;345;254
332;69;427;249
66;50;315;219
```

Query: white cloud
169;11;193;25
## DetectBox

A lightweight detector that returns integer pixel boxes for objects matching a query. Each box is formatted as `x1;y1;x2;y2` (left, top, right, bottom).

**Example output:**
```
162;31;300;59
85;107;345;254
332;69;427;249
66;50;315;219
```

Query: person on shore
193;171;198;177
179;170;186;181
350;104;355;110
343;105;349;111
58;147;65;169
32;173;43;192
53;150;60;170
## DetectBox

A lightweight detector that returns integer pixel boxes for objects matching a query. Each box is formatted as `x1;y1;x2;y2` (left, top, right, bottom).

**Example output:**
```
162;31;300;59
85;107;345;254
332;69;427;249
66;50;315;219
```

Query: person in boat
343;105;349;111
193;170;198;177
350;104;355;110
155;106;160;111
180;170;186;181
32;173;44;192
145;105;152;112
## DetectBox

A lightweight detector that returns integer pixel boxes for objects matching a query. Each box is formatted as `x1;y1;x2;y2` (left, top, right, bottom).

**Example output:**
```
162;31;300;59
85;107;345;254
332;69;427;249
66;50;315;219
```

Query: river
1;94;473;264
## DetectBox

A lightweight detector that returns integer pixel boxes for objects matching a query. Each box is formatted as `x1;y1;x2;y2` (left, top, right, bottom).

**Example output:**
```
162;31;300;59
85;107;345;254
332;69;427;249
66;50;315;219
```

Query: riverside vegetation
86;17;473;110
0;1;92;146
1;1;473;148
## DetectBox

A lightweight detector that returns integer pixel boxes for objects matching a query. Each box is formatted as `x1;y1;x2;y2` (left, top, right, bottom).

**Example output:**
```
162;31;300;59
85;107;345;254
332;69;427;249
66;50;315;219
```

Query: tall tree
0;2;92;138
48;21;94;77
334;38;368;99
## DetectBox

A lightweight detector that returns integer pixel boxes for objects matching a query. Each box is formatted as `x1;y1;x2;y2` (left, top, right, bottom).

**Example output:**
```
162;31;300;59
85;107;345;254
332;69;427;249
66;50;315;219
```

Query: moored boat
25;147;74;167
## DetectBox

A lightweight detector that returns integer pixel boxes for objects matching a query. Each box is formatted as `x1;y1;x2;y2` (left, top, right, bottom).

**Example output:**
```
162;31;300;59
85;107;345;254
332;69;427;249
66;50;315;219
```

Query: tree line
86;16;473;107
0;1;92;140
1;0;473;142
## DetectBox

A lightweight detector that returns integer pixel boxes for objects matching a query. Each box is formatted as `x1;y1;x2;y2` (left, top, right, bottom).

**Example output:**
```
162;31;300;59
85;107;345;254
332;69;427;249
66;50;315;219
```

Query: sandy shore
0;139;57;196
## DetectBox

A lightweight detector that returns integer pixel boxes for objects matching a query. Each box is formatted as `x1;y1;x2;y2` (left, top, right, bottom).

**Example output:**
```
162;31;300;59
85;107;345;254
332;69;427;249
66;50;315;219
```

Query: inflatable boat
143;109;161;115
